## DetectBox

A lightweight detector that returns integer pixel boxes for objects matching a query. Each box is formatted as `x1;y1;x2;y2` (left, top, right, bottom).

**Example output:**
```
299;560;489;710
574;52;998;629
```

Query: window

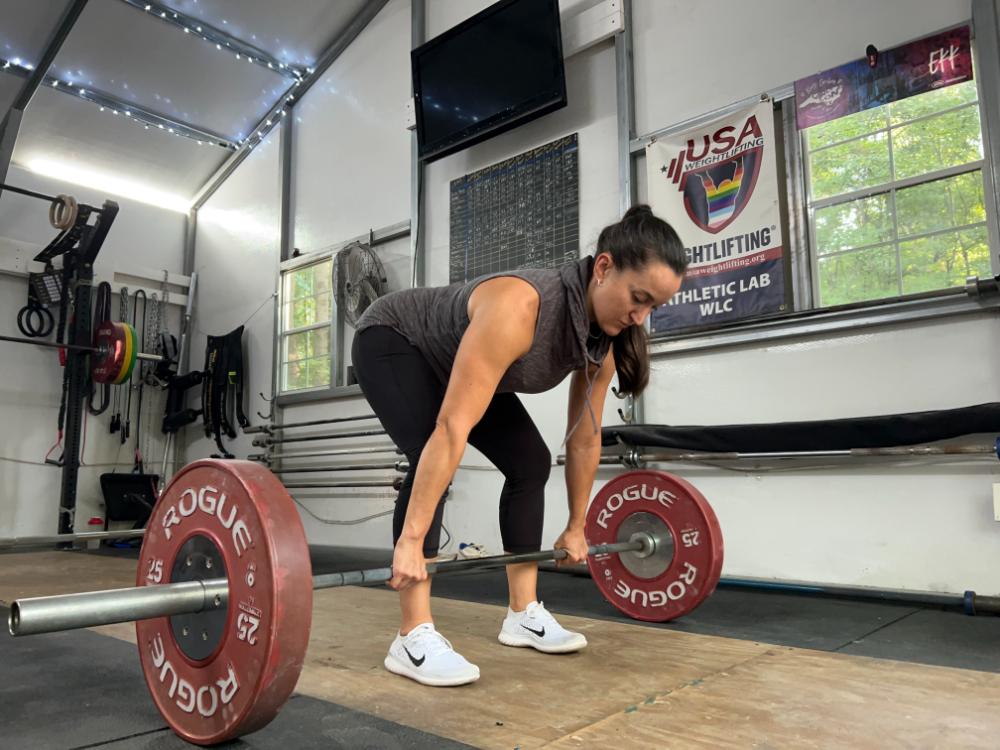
280;259;333;392
804;80;990;307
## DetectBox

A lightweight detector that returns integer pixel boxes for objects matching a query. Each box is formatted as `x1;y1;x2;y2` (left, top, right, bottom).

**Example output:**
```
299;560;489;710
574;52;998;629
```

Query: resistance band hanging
87;281;112;416
122;289;145;445
132;290;150;473
111;287;129;435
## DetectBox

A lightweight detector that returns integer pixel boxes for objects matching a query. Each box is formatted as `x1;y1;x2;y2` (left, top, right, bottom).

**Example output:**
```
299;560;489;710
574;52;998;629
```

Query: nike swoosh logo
403;645;425;667
521;624;545;637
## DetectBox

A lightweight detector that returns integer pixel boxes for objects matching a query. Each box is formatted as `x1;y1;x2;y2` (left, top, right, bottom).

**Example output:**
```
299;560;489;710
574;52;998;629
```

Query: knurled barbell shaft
9;539;649;637
0;333;165;362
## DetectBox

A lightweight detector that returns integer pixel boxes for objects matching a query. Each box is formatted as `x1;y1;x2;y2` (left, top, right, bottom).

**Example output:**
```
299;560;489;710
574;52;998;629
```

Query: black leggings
351;326;551;557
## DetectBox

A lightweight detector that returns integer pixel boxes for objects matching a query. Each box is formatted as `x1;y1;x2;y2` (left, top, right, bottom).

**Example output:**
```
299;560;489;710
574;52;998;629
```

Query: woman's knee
509;443;552;485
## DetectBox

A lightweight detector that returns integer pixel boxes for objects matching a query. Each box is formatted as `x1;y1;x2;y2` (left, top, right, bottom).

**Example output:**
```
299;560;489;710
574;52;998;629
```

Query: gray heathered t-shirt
355;256;612;394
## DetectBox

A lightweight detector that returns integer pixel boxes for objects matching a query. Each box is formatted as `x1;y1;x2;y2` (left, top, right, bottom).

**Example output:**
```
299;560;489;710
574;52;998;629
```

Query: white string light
0;10;303;153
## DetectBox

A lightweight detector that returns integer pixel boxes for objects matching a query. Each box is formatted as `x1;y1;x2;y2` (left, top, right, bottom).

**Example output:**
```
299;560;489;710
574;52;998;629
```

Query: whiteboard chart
449;134;579;283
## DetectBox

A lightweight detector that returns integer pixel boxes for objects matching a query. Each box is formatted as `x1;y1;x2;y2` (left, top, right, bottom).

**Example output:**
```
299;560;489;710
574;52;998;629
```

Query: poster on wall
794;25;972;130
646;100;788;334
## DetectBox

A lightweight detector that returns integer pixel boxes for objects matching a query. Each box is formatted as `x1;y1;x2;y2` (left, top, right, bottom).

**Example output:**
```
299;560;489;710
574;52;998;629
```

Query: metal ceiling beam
191;0;390;210
2;0;88;192
0;109;22;190
117;0;306;81
0;60;237;149
10;0;89;112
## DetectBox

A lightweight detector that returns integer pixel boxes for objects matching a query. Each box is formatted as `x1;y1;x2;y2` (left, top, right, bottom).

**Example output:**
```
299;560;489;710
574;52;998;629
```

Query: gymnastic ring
49;194;79;231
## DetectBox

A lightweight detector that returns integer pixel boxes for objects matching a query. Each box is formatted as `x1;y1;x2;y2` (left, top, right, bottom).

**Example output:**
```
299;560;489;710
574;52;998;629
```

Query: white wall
633;0;973;137
420;0;623;556
0;164;186;537
292;0;412;252
182;134;282;465
196;0;1000;597
280;0;415;544
277;0;626;552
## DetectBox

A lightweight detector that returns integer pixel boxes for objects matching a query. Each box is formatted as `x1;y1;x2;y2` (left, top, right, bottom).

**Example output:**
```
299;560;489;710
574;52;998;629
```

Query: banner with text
647;100;788;334
794;25;972;131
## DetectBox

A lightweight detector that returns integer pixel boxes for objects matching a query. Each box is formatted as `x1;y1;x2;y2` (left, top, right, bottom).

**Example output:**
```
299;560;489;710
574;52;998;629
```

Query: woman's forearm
563;440;602;530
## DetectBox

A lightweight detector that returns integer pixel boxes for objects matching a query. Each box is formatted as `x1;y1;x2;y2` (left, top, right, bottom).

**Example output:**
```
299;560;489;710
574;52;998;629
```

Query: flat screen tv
412;0;567;163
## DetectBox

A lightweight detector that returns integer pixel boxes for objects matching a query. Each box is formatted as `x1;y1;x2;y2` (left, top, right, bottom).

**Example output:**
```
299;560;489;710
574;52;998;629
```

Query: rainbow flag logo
697;158;744;230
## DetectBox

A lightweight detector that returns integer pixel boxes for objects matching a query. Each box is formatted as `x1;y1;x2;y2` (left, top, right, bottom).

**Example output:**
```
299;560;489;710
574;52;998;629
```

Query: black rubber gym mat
424;567;1000;672
0;608;476;750
836;607;1000;672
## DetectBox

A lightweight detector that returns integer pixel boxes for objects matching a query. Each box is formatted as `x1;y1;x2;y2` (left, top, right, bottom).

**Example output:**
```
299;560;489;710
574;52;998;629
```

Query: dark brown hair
597;204;687;397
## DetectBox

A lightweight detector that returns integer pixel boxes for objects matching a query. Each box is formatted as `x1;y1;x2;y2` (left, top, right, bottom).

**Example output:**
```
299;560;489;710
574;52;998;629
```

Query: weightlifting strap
201;326;249;458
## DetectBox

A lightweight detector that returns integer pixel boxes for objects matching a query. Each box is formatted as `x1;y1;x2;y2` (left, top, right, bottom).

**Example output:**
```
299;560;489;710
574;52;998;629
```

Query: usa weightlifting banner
646;100;788;334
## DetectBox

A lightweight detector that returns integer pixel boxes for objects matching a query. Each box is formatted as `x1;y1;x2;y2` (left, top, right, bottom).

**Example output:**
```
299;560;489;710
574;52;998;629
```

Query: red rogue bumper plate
135;460;313;745
586;470;724;622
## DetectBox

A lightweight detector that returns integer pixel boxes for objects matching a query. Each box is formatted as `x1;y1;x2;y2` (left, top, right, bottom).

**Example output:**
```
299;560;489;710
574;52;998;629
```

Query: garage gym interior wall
0;164;185;538
186;0;1000;596
182;136;282;466
274;0;627;554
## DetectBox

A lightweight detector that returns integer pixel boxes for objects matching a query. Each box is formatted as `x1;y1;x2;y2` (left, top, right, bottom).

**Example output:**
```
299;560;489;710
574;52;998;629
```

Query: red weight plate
586;470;724;622
136;460;313;745
91;320;128;384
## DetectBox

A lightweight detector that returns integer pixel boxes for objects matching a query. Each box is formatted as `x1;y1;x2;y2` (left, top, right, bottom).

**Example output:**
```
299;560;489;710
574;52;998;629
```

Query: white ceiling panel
48;0;289;140
13;85;225;201
168;0;372;69
0;0;74;70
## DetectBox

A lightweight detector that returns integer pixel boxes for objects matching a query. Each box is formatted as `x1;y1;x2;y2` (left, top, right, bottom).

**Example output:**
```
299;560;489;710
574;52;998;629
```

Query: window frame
638;18;1000;355
278;257;336;396
274;221;411;406
803;91;989;307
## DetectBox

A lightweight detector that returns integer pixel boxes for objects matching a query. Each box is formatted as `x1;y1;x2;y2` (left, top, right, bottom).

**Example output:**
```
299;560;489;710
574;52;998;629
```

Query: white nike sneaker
498;601;587;654
384;622;480;687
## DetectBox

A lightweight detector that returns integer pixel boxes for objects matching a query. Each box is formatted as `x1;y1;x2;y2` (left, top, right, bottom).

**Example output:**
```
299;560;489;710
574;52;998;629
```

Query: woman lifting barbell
351;205;687;686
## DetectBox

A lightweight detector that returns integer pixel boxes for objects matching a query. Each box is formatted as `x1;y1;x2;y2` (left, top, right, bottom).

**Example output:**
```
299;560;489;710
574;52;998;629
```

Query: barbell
0;320;162;384
6;459;724;745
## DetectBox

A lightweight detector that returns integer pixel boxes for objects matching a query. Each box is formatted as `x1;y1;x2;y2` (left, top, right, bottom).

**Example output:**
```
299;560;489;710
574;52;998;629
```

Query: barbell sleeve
10;579;229;636
9;538;650;637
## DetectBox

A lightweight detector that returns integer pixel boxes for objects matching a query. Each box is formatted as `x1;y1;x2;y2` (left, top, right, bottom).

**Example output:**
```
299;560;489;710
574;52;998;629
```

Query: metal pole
410;0;426;290
273;462;405;474
161;270;197;484
254;428;387;446
244;414;378;434
9;539;648;636
281;479;402;489
0;529;146;550
249;445;401;461
556;445;995;465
